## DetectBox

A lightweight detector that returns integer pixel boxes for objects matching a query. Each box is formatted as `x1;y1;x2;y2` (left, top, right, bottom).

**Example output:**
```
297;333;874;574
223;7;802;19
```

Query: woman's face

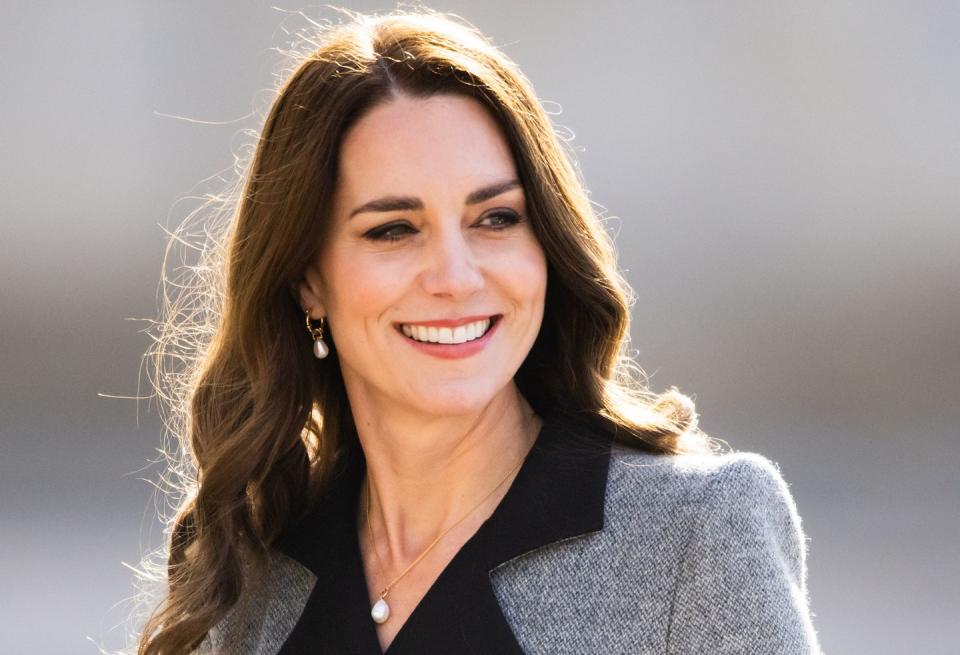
299;92;548;418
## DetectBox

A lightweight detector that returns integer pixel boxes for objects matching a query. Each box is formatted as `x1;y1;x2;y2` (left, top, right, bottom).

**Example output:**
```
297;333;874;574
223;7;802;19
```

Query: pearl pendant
371;597;390;624
313;338;329;359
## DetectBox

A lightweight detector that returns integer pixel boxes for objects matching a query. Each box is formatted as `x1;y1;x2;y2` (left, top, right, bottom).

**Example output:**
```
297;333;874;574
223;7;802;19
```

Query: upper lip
395;314;498;328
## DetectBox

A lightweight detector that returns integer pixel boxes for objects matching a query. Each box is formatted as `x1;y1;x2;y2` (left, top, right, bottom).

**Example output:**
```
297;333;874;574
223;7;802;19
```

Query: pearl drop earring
305;310;329;359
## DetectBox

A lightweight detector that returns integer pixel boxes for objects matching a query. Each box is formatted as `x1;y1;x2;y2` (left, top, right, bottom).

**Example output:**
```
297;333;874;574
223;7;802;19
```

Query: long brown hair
137;8;715;654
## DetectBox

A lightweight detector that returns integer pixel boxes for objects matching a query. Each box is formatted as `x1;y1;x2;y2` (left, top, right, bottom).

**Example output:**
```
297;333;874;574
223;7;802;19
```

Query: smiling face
298;92;548;419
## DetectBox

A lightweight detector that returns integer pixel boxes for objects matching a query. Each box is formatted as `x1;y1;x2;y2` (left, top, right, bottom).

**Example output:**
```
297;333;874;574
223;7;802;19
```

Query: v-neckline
274;408;614;654
346;426;541;654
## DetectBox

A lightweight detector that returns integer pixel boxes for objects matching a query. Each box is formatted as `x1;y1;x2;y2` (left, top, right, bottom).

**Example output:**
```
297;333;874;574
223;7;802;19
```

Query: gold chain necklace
363;452;528;625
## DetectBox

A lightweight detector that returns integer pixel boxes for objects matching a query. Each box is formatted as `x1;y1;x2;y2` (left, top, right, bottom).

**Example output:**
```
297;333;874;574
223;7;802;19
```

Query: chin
407;380;505;417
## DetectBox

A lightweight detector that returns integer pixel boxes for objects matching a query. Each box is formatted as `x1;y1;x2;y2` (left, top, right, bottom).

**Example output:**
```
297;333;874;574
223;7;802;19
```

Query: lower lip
396;316;501;360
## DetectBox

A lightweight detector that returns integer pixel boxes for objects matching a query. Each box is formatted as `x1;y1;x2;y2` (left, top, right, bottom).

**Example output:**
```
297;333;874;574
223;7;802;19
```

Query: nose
420;225;484;298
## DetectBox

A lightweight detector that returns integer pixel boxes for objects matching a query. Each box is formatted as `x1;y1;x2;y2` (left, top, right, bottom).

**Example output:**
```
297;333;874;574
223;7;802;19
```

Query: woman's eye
478;210;522;229
364;222;416;242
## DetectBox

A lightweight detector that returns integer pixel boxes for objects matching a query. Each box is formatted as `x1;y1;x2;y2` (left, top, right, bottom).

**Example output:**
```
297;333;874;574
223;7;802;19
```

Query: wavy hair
136;8;715;654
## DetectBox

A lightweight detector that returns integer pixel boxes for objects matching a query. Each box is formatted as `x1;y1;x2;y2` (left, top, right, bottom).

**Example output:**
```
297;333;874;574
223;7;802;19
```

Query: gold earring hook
305;309;325;339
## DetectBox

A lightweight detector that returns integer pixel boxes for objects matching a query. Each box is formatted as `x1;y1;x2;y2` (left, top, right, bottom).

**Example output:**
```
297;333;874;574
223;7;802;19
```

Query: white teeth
400;318;492;344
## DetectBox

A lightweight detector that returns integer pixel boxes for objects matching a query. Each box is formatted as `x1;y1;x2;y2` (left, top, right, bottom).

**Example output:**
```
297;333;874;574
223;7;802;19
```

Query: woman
136;8;822;655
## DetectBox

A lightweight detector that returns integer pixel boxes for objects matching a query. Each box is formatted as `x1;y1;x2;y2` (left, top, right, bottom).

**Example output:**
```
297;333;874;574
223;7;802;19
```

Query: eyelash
363;211;524;243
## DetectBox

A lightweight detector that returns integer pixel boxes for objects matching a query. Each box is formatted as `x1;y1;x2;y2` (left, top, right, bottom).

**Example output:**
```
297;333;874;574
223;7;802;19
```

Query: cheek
320;246;409;324
488;240;548;303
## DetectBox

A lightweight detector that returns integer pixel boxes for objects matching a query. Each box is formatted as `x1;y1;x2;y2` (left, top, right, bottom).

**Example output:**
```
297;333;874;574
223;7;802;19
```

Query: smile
398;316;499;344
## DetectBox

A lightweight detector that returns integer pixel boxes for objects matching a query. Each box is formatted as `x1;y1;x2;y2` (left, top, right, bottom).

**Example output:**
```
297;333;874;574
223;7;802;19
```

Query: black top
274;409;615;654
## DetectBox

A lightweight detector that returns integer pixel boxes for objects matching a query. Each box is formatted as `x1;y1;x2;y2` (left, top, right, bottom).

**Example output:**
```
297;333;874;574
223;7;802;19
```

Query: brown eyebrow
348;179;522;219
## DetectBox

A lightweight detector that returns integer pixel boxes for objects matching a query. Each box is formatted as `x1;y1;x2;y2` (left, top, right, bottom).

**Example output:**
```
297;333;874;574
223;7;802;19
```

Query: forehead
335;93;518;204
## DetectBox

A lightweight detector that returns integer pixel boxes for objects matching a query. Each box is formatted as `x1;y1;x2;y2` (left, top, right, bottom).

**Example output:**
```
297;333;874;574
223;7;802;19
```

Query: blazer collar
275;408;614;654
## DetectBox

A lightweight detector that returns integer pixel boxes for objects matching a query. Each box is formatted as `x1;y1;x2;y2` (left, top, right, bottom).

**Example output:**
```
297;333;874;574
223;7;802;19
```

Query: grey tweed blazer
199;411;823;654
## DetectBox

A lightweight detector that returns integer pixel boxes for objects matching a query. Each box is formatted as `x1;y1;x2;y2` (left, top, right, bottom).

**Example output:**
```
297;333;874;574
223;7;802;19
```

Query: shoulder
609;446;824;651
198;549;316;654
492;423;821;652
606;442;798;514
555;410;795;517
604;443;806;567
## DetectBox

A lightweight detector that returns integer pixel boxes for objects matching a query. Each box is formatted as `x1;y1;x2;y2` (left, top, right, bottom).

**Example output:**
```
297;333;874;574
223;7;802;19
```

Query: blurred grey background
2;1;957;653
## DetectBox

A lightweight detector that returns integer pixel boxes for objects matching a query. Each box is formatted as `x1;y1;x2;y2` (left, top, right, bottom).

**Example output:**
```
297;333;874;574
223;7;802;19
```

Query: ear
296;262;327;320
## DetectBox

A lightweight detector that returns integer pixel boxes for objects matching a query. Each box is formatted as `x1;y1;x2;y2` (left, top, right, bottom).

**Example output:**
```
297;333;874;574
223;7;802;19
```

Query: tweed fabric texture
488;444;821;653
195;444;822;654
194;552;315;654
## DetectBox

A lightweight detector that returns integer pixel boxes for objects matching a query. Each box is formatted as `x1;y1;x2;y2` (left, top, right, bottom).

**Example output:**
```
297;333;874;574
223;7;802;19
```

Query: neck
351;384;542;569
